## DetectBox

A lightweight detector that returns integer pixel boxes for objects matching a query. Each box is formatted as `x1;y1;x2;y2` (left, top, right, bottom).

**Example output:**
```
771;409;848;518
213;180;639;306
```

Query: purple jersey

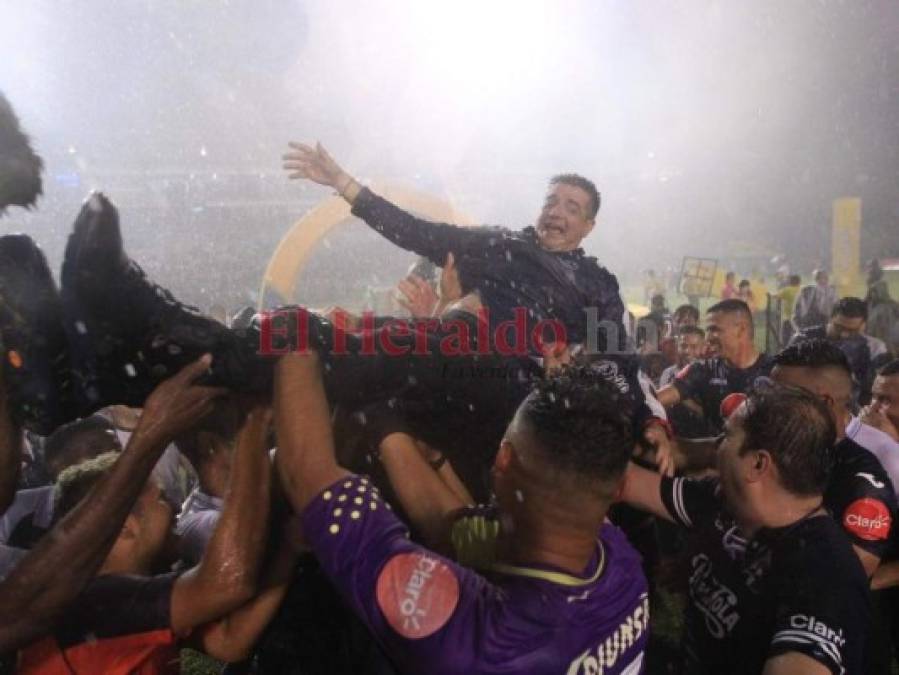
303;474;649;675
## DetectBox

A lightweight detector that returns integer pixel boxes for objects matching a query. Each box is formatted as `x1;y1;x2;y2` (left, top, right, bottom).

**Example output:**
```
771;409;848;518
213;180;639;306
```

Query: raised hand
135;354;228;448
397;274;439;318
282;142;347;189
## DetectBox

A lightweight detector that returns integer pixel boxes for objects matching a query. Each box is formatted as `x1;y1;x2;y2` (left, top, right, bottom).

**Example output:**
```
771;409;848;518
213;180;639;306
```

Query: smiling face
705;310;747;361
535;182;595;252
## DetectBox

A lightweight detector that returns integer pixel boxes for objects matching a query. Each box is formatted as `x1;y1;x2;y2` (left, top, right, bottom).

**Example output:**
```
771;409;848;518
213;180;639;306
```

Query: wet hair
740;384;836;496
53;452;120;523
831;296;867;321
773;338;852;377
0;92;43;212
707;299;754;328
549;174;601;219
673;304;700;324
678;325;706;339
518;365;633;487
44;415;118;476
878;359;899;378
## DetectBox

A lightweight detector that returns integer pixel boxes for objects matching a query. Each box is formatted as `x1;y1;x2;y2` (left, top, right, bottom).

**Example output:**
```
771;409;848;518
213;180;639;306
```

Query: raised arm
196;516;302;663
274;350;349;513
282;142;494;265
618;463;674;522
0;356;225;652
654;384;682;408
377;432;469;551
171;403;274;636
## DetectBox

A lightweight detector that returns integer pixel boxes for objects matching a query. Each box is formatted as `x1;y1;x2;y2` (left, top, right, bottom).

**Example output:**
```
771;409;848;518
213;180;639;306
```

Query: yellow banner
832;197;861;293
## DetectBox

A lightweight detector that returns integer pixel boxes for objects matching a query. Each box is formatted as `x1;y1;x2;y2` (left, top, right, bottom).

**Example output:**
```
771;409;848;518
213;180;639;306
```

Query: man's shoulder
835;437;894;482
772;516;867;588
830;437;897;509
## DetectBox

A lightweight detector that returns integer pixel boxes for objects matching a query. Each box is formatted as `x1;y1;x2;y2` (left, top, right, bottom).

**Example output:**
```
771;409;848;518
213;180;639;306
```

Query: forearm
350;186;475;264
195;410;272;596
274;353;348;513
655;385;682;408
619;463;673;522
379;433;467;549
200;543;298;662
0;428;168;651
675;437;720;472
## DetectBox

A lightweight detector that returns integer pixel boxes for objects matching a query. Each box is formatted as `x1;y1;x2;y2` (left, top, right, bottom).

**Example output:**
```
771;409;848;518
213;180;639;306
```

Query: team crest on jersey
376;551;460;639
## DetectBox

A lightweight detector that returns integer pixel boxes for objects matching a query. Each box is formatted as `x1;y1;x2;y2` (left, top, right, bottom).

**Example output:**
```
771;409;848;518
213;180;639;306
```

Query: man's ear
746;449;773;483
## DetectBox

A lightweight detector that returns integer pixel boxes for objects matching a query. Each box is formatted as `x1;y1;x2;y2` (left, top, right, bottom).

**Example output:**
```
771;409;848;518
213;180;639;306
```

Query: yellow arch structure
259;182;475;309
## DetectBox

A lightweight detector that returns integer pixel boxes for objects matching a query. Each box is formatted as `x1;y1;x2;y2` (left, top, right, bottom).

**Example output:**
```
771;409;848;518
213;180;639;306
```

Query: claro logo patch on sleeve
376;551;460;639
843;498;892;541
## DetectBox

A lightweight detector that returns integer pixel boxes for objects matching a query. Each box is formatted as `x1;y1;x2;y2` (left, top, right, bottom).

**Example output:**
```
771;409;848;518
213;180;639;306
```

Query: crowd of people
3;90;899;675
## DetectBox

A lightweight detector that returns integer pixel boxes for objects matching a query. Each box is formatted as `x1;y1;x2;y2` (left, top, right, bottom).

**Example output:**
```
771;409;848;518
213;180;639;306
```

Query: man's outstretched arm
282;142;494;266
0;356;226;652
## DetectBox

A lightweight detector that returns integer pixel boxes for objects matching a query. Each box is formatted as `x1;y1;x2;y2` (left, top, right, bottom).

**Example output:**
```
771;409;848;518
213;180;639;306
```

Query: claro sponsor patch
843;498;892;541
376;552;460;639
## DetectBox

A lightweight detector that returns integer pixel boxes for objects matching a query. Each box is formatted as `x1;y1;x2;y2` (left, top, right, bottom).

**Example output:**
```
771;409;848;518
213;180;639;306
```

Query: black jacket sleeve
350;187;499;266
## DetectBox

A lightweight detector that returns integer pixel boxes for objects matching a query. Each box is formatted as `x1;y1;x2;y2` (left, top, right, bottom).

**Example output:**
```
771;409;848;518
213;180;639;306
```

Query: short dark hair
741;385;836;496
788;274;801;286
739;279;751;288
773;338;852;377
673;304;700;323
518;366;633;488
832;296;867;321
44;415;118;474
549;174;600;219
707;298;753;327
679;325;706;339
878;358;899;378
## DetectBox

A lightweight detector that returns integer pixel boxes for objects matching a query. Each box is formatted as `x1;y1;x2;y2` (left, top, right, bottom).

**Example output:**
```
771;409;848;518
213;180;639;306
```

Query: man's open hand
282;142;346;188
397;275;438;318
135;354;227;448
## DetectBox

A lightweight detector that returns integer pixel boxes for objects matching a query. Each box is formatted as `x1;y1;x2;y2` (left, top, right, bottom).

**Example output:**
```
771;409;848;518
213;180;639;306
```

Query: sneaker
0;234;74;434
